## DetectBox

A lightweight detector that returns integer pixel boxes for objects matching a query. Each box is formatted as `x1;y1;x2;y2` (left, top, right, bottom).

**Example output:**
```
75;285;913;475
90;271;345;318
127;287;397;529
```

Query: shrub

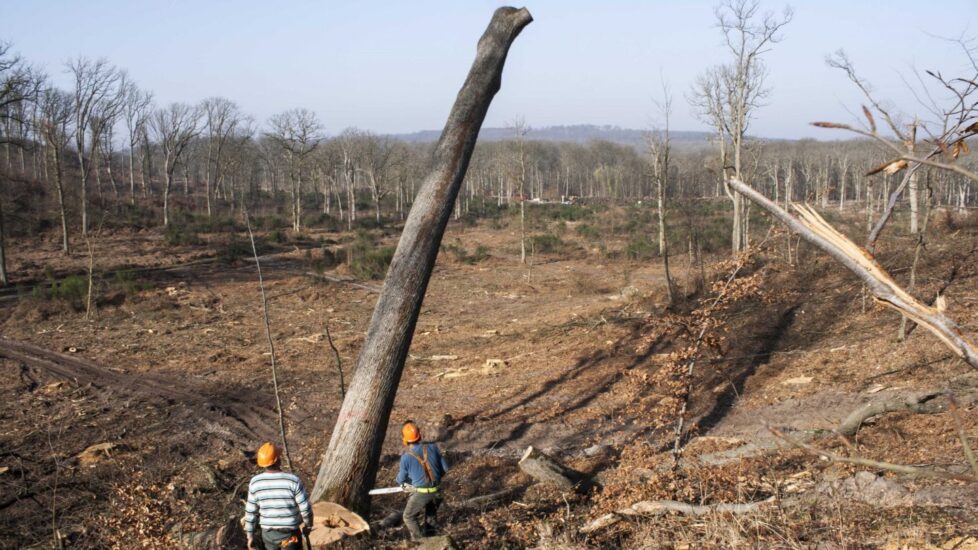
319;246;341;268
268;229;286;243
163;225;201;246
575;223;601;241
539;203;592;221
34;274;88;307
530;233;564;254
624;234;656;261
342;231;395;279
219;234;269;264
113;270;151;295
444;243;491;264
350;246;395;279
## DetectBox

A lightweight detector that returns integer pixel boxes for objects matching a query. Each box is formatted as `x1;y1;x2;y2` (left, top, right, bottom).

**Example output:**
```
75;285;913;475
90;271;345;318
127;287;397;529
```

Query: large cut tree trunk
310;6;533;513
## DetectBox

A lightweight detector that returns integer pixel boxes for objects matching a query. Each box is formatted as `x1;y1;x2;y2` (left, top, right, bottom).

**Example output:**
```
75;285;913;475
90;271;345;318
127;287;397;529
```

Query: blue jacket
396;443;448;488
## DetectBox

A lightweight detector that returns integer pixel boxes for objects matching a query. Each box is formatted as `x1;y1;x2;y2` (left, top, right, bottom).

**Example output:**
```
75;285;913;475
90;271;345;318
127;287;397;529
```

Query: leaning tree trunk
310;6;532;513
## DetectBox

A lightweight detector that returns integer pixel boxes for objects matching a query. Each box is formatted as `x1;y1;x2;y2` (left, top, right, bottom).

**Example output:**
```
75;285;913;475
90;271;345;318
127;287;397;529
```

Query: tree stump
307;501;370;548
518;446;580;490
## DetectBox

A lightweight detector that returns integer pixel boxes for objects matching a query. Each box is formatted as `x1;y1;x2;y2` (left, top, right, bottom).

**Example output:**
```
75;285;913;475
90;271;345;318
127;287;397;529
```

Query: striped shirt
243;471;313;534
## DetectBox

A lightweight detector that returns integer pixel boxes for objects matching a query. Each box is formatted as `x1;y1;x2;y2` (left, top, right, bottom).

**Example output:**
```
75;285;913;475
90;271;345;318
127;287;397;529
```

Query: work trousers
403;491;442;540
259;528;302;550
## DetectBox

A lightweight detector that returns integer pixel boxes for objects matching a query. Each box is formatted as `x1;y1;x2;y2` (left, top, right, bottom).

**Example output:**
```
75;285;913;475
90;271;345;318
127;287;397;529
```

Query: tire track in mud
0;337;277;442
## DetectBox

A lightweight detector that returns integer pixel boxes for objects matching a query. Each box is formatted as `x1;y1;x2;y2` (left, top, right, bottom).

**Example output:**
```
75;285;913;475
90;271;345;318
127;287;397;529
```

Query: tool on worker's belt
369;486;406;495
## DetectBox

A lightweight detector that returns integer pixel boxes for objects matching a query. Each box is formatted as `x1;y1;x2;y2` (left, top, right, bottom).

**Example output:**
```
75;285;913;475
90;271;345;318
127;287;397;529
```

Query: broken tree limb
770;427;977;482
310;7;532;513
518;446;582;490
837;391;943;436
727;177;978;370
580;497;776;534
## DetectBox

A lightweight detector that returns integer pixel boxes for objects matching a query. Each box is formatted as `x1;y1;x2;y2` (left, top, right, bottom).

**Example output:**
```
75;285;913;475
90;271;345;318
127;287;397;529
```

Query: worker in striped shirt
244;442;313;550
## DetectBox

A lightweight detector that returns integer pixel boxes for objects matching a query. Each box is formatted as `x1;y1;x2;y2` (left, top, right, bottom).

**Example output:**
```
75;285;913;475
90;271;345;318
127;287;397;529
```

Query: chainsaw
368;485;409;495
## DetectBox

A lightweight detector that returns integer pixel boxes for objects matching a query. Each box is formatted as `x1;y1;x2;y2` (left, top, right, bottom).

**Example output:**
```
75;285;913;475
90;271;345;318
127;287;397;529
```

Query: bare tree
510;117;529;264
0;42;41;284
691;0;792;254
310;6;533;513
359;132;399;224
88;72;126;199
266;109;322;231
121;81;152;205
68;57;122;235
201;97;245;217
38;87;74;255
648;78;676;304
150;103;201;226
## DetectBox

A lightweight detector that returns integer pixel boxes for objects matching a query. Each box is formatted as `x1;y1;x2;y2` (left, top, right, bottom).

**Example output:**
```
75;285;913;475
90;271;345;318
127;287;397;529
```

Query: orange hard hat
256;442;281;468
402;422;421;445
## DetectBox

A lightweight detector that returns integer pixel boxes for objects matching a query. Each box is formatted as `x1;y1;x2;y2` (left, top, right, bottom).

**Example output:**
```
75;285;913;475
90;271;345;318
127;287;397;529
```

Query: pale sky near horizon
2;1;975;140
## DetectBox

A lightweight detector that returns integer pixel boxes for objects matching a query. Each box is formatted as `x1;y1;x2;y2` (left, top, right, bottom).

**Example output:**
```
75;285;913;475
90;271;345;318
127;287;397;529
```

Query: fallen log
837;391;944;436
580;497;776;534
518;446;583;491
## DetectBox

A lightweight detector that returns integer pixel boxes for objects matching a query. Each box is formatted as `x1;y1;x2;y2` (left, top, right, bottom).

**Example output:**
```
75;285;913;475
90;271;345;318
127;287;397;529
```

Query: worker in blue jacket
396;420;449;540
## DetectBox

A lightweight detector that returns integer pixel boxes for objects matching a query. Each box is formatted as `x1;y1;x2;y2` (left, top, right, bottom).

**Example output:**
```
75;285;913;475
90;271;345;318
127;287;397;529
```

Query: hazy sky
2;1;975;139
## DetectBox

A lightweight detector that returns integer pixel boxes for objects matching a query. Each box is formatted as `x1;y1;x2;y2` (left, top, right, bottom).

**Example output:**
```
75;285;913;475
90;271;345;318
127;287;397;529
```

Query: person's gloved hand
301;524;311;536
401;482;414;493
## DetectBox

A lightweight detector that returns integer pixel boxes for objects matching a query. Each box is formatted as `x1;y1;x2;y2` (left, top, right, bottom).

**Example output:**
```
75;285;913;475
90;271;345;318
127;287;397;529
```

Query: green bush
320;246;341;268
444;243;491;264
268;229;286;243
624;234;656;261
575;223;601;241
163;225;201;246
539;204;592;221
341;231;395;280
34;274;88;306
219;234;270;264
530;233;564;254
350;246;395;279
113;270;151;295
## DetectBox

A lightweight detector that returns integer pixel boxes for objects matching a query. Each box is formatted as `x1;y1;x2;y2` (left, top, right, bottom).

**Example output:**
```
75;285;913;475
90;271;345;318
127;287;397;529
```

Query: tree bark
728;177;978;370
0;190;7;286
309;6;532;513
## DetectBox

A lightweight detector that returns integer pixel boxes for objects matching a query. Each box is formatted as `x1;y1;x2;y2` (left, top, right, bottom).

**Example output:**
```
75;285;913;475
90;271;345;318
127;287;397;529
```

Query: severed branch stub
310;7;533;514
518;446;584;491
727;177;978;371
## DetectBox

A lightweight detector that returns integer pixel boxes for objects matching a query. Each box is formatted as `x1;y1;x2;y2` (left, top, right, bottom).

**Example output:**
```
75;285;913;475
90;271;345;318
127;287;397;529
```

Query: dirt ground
2;209;978;548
